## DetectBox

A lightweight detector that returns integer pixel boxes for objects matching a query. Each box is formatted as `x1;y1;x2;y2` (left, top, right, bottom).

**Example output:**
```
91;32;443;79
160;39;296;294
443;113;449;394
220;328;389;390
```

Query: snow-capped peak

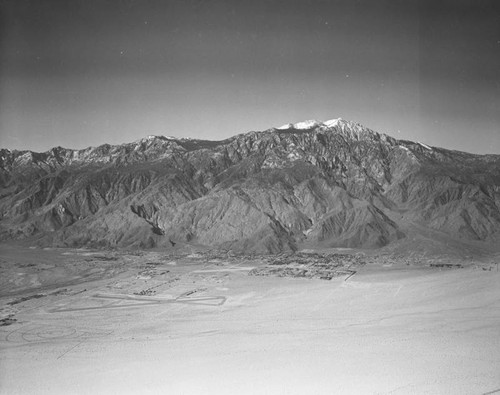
277;123;293;130
323;118;343;128
293;120;321;129
418;142;432;150
277;118;348;131
277;120;322;130
139;135;177;142
139;135;166;142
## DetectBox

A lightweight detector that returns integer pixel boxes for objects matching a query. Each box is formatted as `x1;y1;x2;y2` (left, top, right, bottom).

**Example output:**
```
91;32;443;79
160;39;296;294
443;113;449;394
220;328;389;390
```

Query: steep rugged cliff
1;118;499;253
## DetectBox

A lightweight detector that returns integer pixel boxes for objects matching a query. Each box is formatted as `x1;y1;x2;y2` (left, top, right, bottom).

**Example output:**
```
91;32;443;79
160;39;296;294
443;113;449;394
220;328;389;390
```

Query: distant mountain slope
1;118;499;253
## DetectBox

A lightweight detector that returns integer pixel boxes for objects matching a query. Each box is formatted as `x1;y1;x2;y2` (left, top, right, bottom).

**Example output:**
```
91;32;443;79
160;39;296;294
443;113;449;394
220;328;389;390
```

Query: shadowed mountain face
1;119;500;253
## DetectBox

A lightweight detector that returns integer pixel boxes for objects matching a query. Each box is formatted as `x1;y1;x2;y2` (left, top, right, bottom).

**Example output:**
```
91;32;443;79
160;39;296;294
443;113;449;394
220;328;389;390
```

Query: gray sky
1;0;499;153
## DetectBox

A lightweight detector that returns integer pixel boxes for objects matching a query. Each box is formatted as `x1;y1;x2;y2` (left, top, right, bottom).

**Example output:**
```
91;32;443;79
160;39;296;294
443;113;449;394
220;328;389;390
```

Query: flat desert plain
1;244;499;394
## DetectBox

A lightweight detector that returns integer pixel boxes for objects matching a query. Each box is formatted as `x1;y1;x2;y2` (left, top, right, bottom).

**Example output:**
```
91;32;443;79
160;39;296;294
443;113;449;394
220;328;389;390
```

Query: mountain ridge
1;118;499;254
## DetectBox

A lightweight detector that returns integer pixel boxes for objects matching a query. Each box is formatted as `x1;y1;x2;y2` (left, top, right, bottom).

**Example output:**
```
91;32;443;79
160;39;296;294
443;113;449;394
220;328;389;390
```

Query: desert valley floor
1;244;499;395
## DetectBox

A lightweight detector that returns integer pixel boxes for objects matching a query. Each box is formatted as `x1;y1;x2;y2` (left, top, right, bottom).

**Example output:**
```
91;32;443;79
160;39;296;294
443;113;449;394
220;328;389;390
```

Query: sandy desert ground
1;244;499;395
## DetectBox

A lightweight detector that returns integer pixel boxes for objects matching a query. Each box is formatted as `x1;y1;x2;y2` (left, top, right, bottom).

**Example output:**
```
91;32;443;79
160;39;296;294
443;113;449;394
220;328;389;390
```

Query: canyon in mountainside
1;118;500;256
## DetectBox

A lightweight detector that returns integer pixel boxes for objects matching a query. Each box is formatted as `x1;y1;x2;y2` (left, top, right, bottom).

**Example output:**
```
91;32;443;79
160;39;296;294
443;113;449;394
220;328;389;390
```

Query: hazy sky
1;0;499;154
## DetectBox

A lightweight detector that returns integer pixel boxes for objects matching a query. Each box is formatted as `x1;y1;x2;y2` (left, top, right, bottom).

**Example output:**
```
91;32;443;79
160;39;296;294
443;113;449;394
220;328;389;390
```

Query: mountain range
1;118;500;254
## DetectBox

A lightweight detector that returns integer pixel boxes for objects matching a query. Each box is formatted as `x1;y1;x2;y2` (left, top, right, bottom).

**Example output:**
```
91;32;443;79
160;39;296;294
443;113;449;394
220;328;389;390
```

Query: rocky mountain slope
1;118;500;253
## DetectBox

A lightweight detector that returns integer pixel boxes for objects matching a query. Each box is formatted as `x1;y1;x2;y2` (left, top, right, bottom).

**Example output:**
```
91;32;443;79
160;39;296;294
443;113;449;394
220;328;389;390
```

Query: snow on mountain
293;120;321;129
1;117;499;253
323;118;342;128
277;120;323;130
418;142;432;150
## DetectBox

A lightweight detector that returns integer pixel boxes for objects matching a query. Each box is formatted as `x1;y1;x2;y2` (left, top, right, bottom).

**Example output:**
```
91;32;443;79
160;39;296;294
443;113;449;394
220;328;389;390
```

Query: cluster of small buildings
249;253;365;280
